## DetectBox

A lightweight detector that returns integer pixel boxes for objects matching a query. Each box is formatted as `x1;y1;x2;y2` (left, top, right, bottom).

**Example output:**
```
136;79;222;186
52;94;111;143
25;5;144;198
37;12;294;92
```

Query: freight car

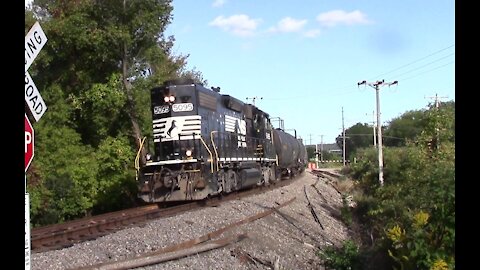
136;79;307;203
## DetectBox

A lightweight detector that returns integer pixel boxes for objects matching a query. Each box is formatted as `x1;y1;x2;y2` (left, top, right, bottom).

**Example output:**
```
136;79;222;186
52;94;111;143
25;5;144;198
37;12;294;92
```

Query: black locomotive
137;79;307;202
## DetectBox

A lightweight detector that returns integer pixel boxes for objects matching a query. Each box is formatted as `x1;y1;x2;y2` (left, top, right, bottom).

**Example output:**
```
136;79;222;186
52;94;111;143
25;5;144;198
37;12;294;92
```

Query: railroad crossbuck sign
25;21;47;72
25;21;48;121
25;114;34;172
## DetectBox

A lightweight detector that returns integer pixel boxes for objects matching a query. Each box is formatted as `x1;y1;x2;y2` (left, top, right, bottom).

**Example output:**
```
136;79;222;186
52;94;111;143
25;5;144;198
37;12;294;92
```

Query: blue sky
25;0;455;145
166;0;455;144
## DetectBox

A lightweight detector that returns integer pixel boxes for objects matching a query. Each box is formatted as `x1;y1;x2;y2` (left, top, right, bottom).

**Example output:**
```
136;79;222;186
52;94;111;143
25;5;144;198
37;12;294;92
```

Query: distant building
322;143;342;155
306;143;341;154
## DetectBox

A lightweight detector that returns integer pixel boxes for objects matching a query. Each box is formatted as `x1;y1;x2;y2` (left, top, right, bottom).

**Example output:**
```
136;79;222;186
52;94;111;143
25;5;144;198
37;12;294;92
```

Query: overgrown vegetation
320;102;455;269
318;240;362;270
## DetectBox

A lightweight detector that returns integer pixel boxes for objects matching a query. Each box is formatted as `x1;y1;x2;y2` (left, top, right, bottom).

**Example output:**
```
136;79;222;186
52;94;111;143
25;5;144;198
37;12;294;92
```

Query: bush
318;240;362;270
346;143;454;269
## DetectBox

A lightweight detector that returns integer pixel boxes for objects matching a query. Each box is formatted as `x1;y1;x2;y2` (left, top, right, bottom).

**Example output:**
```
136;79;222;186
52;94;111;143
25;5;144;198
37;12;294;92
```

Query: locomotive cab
150;80;201;162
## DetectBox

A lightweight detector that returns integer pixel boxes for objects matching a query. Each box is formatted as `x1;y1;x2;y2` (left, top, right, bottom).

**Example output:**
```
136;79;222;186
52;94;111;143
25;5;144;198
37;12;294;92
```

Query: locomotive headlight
164;96;169;103
186;149;192;157
146;153;151;161
169;95;175;102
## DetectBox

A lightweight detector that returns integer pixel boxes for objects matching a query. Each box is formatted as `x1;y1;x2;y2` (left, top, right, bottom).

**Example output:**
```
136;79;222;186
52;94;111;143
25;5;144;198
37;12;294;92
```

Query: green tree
93;136;137;213
28;84;99;225
27;0;175;166
25;1;208;225
78;73;128;146
336;123;375;159
31;122;99;224
306;145;315;161
383;109;427;147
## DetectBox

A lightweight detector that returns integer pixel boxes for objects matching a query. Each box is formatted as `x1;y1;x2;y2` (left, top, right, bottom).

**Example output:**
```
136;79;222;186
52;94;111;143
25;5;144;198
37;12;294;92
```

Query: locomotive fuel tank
271;129;301;169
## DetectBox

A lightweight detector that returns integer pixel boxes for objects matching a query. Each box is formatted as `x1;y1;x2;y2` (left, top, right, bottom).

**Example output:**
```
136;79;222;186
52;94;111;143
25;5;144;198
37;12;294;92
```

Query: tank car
271;129;307;176
136;79;306;203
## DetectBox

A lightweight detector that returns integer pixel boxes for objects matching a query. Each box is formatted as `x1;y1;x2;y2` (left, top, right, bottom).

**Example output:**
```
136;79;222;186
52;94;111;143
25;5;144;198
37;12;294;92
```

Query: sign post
25;21;47;270
25;191;31;270
24;116;33;270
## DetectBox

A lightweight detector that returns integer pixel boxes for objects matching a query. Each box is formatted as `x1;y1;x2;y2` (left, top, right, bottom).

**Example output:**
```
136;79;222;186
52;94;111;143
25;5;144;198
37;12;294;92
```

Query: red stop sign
25;114;34;172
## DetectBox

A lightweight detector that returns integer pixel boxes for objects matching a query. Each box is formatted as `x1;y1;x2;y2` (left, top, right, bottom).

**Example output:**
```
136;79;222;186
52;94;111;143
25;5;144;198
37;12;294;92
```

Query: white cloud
303;29;321;38
209;14;261;37
316;10;371;27
270;17;307;33
212;0;226;8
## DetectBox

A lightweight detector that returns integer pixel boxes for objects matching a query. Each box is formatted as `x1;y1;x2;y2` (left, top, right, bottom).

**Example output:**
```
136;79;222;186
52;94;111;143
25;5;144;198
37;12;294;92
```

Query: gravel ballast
32;170;351;270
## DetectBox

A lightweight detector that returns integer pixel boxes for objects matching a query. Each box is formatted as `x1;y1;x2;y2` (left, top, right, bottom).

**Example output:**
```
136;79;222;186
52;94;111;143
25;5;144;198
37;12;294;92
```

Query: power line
245;96;263;106
265;85;358;101
386;53;454;81
257;46;454;102
369;44;455;80
345;134;406;141
399;61;454;82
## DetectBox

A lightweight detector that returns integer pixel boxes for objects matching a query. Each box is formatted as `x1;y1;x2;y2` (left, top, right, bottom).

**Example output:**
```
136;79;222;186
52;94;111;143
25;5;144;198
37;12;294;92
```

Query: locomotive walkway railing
210;131;276;171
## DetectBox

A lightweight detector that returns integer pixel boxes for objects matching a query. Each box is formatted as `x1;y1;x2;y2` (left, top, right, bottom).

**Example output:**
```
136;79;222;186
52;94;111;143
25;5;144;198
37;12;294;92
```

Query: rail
198;134;214;173
32;176;298;253
210;131;220;171
210;131;275;170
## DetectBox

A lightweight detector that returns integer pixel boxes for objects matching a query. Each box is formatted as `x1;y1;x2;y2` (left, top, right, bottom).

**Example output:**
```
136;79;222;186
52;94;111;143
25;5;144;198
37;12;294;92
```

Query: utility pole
425;93;448;150
307;134;313;146
426;93;448;109
246;96;263;106
342;107;346;166
358;79;398;186
320;135;324;162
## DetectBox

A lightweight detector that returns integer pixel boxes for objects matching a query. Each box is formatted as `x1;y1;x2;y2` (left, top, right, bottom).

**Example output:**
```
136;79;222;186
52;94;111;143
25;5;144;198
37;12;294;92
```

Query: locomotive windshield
151;84;198;118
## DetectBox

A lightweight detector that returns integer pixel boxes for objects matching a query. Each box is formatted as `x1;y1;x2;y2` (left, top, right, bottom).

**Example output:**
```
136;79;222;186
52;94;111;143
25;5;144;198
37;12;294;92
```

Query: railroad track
309;168;345;195
310;168;343;179
31;175;299;253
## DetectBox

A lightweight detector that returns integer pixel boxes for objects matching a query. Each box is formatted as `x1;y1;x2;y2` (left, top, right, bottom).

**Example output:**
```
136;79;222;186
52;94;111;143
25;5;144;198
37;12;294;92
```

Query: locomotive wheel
226;169;238;193
271;166;280;183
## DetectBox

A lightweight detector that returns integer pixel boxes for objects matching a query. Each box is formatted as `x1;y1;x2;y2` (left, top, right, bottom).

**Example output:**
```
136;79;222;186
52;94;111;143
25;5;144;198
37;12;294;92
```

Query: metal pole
426;93;448;150
342;107;346;166
320;135;324;162
372;110;377;148
375;85;384;185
